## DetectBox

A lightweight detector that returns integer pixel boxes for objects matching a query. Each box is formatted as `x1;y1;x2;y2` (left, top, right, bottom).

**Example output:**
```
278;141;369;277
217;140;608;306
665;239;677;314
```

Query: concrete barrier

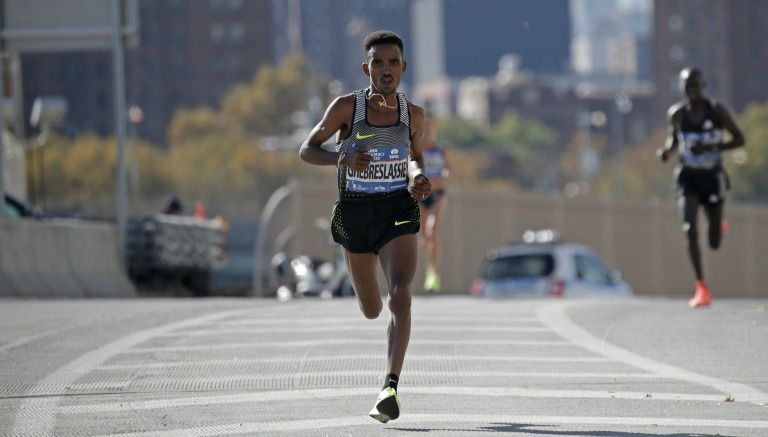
32;220;87;298
0;219;136;298
0;220;51;296
65;221;136;297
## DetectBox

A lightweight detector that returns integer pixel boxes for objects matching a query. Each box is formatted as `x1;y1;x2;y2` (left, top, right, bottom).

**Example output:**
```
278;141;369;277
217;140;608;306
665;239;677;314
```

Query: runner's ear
363;62;370;77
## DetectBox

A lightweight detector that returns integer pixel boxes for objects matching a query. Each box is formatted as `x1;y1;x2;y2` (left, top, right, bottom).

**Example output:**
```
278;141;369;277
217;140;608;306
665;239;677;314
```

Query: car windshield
484;253;555;280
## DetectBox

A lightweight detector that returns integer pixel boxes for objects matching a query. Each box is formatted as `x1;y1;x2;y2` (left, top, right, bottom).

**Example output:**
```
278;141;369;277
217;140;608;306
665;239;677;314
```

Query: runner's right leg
680;196;711;307
680;195;703;281
343;249;382;319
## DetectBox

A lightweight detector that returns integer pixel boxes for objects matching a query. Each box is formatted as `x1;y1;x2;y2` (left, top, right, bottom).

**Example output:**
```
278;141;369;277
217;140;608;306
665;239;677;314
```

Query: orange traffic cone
688;280;712;308
194;200;206;221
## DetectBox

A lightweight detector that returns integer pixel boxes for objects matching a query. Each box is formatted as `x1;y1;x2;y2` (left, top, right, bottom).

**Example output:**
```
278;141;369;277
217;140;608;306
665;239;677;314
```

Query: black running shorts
331;191;420;254
675;166;726;205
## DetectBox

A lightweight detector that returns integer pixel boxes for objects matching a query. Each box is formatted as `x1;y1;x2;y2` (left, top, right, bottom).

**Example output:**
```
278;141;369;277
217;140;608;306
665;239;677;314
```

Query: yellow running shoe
424;269;441;292
369;386;400;423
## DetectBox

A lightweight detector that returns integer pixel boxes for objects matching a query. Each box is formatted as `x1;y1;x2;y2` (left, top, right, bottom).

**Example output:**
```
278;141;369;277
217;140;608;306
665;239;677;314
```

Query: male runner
657;67;745;307
299;30;431;422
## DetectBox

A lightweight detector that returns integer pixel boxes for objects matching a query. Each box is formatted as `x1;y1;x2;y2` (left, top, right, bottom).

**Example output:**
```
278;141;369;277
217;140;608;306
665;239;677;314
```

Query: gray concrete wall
0;219;136;297
291;180;768;297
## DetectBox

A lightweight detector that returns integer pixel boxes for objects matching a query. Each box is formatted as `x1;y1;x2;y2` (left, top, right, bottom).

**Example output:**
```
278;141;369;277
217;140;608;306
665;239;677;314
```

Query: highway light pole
112;0;129;265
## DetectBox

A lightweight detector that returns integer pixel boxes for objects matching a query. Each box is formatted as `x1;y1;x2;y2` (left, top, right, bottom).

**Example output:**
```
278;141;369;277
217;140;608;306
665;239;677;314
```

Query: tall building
19;0;274;144
127;0;273;144
412;0;571;115
443;0;571;77
272;0;412;93
570;0;652;79
653;0;768;117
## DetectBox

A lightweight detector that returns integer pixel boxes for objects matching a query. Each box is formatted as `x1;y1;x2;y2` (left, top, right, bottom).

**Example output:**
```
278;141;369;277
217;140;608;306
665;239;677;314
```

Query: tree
488;113;559;190
438;117;491;150
221;55;331;137
728;102;768;204
436;112;559;190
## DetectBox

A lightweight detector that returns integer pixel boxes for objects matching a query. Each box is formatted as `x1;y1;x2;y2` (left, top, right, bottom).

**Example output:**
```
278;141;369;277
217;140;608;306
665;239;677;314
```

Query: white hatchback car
469;230;633;298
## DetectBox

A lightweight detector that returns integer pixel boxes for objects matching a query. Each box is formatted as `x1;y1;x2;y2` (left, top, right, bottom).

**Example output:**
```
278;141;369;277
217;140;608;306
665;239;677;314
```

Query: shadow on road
391;423;734;436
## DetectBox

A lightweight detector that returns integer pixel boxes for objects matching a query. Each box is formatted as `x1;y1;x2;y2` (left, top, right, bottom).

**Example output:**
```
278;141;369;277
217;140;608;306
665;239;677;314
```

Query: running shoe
369;386;400;423
689;280;712;308
424;269;441;292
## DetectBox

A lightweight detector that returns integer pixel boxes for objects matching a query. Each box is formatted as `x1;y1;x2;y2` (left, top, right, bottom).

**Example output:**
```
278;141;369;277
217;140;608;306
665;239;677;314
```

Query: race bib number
680;130;722;169
346;144;409;193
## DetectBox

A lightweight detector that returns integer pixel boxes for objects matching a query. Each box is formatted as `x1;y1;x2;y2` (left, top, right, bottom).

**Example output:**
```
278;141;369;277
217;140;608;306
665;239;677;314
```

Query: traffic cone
194;200;206;221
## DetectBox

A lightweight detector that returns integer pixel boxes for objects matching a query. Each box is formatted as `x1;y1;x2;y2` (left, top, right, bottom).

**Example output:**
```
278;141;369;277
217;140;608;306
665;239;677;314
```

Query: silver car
470;230;633;298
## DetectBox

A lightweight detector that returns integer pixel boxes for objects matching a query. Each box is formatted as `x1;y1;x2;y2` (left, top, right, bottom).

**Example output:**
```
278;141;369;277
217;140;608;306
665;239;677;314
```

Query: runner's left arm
408;103;431;199
712;103;745;152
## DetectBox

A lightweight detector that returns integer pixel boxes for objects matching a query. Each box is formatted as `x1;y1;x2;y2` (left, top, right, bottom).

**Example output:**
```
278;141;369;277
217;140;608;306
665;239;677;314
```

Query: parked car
469;230;633;298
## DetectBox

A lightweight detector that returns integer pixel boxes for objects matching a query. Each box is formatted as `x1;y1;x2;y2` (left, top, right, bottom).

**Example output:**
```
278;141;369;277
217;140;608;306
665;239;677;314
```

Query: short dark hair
363;30;404;59
680;67;703;80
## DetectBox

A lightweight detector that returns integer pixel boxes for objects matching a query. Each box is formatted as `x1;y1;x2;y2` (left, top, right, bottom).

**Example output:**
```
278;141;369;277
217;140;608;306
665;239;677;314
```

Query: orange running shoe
689;280;712;308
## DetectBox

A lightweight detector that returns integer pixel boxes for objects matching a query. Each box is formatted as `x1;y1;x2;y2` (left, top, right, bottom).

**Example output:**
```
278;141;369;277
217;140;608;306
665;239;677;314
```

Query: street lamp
29;96;68;209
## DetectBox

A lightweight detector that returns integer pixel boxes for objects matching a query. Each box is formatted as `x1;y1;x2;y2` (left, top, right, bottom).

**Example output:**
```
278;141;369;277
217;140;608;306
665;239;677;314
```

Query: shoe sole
689;299;711;308
369;395;399;423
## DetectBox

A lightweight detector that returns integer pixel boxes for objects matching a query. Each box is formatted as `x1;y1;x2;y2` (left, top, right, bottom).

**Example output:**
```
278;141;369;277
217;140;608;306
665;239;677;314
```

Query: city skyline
4;0;768;146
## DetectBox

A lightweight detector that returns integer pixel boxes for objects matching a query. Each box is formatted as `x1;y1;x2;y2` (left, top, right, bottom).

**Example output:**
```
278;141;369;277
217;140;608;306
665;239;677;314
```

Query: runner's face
681;75;704;100
364;44;405;96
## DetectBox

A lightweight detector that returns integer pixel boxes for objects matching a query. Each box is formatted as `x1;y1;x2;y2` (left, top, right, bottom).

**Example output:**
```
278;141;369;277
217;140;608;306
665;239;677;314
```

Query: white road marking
60;385;739;414
64;369;661;393
10;309;247;436
97;354;610;370
214;315;541;326
95;413;768;436
124;338;571;353
537;301;768;405
159;325;550;336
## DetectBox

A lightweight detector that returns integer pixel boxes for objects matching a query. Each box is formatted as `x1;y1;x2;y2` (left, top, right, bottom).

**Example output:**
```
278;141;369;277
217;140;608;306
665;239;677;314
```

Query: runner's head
679;67;705;101
362;30;406;96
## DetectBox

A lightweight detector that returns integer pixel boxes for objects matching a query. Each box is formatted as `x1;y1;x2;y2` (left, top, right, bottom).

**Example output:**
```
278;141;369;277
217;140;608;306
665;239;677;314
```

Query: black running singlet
677;99;724;170
336;90;411;201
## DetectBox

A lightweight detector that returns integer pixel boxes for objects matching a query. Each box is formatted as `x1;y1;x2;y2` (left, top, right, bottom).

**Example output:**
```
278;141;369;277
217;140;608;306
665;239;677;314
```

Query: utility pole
113;0;129;264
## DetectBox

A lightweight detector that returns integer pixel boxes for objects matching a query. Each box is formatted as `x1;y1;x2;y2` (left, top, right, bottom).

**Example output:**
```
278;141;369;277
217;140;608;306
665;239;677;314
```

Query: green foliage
33;54;337;218
588;128;672;201
728;102;768;203
437;112;559;190
221;55;331;136
438;117;490;150
489;113;559;158
34;134;170;216
168;107;228;148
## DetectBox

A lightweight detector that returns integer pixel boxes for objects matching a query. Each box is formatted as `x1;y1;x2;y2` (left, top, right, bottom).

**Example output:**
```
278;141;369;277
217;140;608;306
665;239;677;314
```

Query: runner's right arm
657;105;681;163
299;95;371;171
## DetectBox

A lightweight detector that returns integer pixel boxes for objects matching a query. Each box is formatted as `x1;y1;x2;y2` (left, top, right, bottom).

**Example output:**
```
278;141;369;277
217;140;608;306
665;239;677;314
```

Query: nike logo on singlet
394;220;411;226
356;132;376;140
